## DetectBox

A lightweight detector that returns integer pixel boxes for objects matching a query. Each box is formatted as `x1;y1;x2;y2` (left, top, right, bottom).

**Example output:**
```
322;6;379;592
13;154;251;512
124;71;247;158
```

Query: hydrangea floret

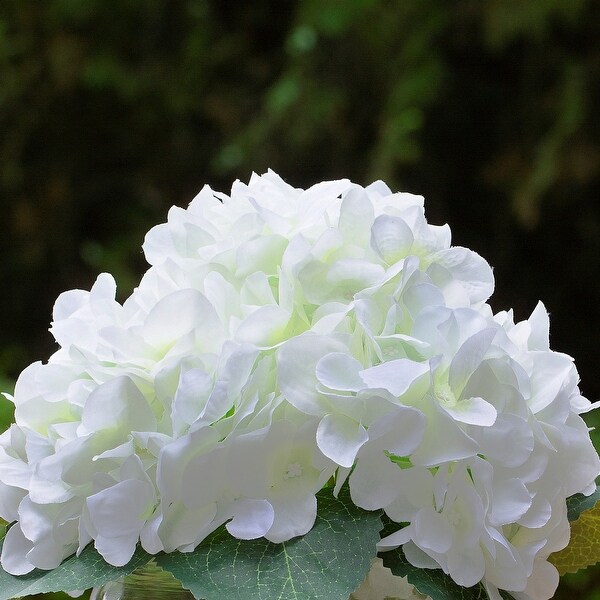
0;171;598;600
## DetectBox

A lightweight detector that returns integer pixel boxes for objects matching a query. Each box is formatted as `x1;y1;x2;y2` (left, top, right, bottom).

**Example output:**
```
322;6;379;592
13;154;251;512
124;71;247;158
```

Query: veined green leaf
566;484;600;522
550;484;600;575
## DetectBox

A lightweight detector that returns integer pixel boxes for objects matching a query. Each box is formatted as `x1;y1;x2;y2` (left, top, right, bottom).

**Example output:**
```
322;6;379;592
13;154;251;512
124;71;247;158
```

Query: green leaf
155;486;382;600
550;484;600;575
566;484;600;522
0;542;152;600
550;501;600;575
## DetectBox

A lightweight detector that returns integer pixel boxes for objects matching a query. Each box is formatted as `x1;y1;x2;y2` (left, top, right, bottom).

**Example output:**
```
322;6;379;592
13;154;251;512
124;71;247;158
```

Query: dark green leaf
156;486;382;600
566;484;600;522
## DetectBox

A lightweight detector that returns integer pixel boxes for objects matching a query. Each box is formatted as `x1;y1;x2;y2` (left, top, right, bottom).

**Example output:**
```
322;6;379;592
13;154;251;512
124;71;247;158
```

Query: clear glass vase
90;561;195;600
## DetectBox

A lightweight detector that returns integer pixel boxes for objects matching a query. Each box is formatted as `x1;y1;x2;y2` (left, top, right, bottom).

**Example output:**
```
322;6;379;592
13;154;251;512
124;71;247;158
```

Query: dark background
0;1;599;598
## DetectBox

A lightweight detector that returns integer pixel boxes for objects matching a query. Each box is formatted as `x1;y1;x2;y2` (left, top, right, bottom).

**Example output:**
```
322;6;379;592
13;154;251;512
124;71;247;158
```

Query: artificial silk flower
0;171;597;600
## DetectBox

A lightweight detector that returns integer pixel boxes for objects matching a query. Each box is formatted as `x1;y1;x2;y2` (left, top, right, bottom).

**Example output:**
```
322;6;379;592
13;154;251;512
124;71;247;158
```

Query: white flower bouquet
0;171;598;600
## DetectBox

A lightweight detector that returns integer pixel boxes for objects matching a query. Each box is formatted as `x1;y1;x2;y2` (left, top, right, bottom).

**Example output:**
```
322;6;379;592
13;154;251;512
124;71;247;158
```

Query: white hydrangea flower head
0;171;597;600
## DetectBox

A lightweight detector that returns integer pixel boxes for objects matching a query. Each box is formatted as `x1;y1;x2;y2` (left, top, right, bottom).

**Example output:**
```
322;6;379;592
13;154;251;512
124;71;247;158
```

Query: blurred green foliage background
0;1;599;598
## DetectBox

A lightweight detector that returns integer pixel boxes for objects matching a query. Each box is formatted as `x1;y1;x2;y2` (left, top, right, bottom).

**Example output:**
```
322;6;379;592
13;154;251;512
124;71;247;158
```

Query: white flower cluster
0;171;598;599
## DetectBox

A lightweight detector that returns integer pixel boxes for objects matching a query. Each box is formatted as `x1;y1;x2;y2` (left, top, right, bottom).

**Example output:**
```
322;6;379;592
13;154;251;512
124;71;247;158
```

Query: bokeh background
0;1;599;598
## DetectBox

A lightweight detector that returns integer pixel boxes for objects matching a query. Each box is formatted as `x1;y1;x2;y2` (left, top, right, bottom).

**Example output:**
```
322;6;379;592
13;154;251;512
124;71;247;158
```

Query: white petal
235;305;290;347
0;482;26;523
316;414;368;468
370;215;415;264
359;359;430;399
87;479;152;539
490;478;532;526
523;560;559;600
403;282;446;319
52;288;91;322
240;271;277;306
447;546;485;588
414;508;452;553
365;179;392;198
402;540;441;569
474;414;533;468
350;451;402;510
527;301;550;351
92;438;135;462
376;527;412;551
432;247;494;304
221;344;260;399
492;532;536;591
333;466;351;498
158;501;217;552
203;271;241;324
140;511;163;554
528;351;575;413
172;368;213;434
366;406;426;457
226;499;274;540
484;583;504;600
235;235;287;278
326;258;385;291
277;334;347;415
518;496;552;529
442;396;497;427
80;376;156;435
338;187;375;245
0;524;35;575
94;533;137;567
199;382;231;426
158;427;220;507
27;535;75;570
354;298;384;337
144;289;223;351
410;399;478;466
265;493;317;543
448;328;496;398
315;353;364;392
